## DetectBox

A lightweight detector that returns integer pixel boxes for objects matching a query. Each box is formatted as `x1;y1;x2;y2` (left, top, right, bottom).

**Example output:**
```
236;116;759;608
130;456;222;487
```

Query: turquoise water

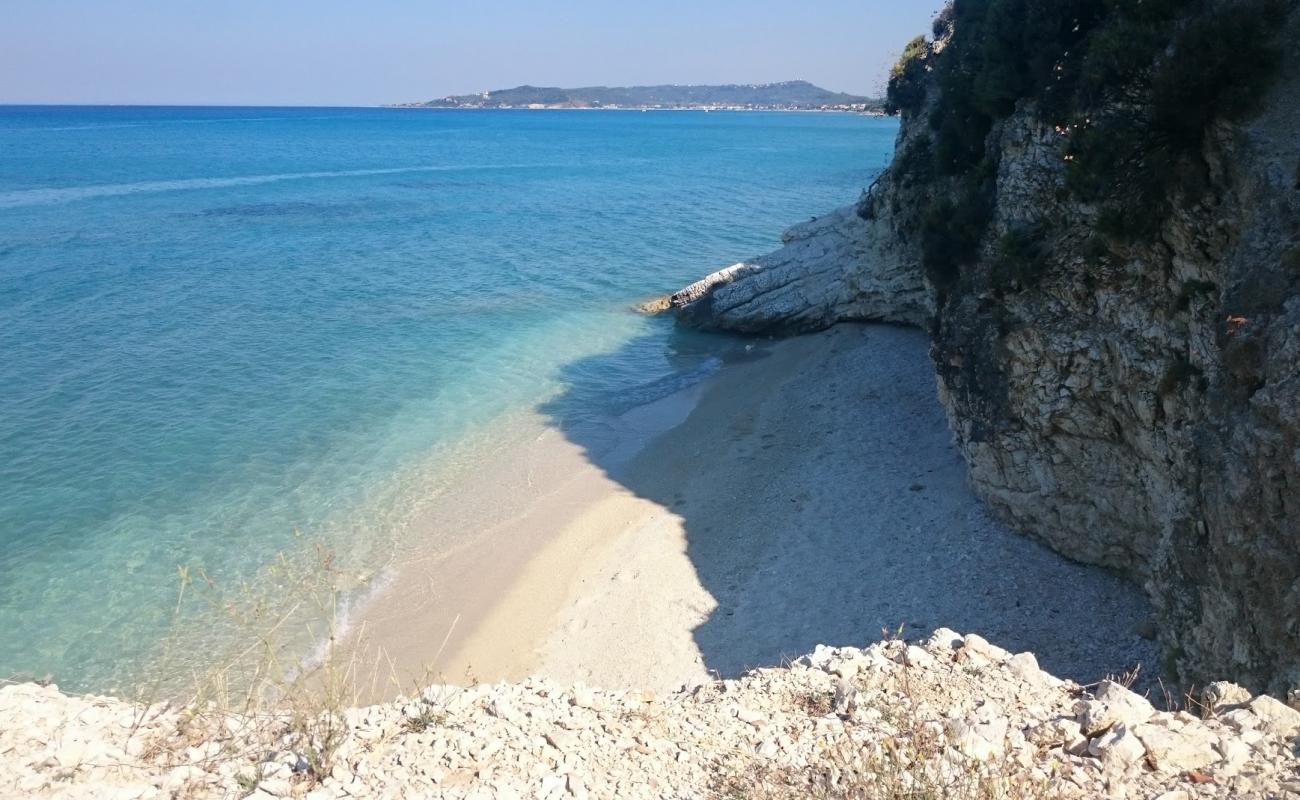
0;106;897;692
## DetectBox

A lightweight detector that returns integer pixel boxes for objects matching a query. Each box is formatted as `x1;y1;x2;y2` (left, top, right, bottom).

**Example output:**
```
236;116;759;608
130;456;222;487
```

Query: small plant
894;0;1292;291
1157;357;1204;397
894;135;935;186
711;692;1052;799
990;222;1049;292
121;533;442;793
885;35;932;116
401;699;447;733
920;178;996;291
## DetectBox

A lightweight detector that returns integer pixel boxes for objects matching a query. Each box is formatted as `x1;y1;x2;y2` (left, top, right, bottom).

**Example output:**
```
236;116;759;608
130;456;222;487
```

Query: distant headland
389;80;883;112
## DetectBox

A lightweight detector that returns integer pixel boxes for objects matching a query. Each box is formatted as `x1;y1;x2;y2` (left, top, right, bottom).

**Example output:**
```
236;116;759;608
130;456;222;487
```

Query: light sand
351;324;1158;697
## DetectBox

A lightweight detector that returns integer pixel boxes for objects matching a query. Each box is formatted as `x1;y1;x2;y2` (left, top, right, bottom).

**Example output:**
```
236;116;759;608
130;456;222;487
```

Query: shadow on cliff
536;319;1158;686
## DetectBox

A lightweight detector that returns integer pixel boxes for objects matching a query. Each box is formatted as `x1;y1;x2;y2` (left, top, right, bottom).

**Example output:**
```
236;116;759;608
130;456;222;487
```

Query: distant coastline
386;105;887;115
391;79;885;113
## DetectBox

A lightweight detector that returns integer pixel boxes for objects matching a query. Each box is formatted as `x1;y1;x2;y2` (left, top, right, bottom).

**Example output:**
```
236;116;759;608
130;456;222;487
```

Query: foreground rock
5;632;1298;799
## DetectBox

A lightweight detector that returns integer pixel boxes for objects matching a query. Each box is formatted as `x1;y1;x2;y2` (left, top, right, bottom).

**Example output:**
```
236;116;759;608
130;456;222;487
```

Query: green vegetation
1158;357;1206;397
884;36;930;116
888;0;1292;292
990;223;1049;292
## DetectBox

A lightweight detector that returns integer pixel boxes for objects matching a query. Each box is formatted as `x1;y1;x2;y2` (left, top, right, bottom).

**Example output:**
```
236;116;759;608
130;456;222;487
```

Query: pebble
3;631;1298;799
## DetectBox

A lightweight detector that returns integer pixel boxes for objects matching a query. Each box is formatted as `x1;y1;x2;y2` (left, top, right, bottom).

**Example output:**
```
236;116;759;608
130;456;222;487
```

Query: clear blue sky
0;1;942;106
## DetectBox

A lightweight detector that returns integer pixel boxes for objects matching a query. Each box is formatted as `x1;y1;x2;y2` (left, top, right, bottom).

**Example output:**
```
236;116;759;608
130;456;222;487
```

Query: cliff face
666;9;1300;694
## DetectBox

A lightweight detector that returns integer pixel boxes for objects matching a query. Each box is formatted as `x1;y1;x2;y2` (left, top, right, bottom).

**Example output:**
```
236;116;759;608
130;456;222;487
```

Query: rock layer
659;200;930;333
5;631;1299;799
665;12;1300;695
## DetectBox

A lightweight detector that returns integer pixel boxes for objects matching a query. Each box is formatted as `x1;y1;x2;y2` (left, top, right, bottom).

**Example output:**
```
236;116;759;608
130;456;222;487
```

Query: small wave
0;164;546;209
606;356;723;415
296;565;397;679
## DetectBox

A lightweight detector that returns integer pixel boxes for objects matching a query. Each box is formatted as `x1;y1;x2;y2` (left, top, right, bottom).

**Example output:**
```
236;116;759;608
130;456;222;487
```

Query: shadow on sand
536;320;1159;688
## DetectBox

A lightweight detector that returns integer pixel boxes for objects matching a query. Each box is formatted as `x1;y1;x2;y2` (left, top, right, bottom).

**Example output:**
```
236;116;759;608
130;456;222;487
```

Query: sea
0;106;898;693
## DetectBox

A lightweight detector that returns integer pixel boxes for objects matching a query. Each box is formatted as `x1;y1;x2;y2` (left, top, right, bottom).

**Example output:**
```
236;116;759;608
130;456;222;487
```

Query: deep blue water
0;106;897;692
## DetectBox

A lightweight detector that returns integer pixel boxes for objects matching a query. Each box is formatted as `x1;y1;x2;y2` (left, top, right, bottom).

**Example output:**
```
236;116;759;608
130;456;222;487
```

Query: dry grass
121;533;449;797
712;729;1055;800
712;628;1057;800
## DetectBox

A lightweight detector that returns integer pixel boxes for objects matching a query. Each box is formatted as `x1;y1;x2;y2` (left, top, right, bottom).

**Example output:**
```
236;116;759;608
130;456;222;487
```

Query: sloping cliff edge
7;631;1300;799
660;6;1300;696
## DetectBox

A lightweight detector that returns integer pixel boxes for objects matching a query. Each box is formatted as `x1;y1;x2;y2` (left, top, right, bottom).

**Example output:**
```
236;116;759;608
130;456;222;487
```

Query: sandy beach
351;323;1157;697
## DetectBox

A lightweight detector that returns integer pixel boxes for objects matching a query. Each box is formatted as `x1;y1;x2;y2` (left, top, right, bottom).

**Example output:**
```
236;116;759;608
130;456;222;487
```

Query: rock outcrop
5;631;1299;799
664;10;1300;695
656;200;930;333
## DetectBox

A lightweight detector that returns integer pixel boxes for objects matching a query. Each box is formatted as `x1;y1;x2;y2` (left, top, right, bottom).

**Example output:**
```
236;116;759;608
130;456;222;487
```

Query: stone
53;736;88;768
831;679;857;717
1077;681;1155;736
162;765;207;793
1203;681;1252;712
1005;652;1045;684
1;631;1295;800
1246;695;1300;738
257;778;293;797
1088;724;1146;769
961;634;1011;662
924;628;965;653
545;730;579;752
903;645;936;668
1215;736;1254;775
662;203;931;334
569;686;598;710
1219;708;1259;731
488;698;524;725
1026;717;1084;749
1133;723;1218;772
736;706;764;726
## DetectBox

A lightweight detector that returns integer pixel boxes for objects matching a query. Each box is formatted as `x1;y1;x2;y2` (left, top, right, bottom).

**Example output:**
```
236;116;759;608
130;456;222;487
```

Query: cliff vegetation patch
886;0;1292;290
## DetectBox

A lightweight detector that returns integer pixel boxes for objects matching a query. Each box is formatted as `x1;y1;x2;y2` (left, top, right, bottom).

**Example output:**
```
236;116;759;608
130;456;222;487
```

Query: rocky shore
656;6;1300;698
6;630;1300;800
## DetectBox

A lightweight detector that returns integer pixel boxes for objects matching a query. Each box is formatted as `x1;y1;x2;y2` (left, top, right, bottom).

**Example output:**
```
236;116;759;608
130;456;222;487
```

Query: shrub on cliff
1067;0;1290;238
885;35;931;116
889;0;1292;281
1150;0;1289;151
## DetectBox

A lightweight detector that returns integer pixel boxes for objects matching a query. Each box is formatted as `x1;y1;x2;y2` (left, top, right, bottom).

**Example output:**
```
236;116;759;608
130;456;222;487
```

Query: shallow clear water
0;106;897;692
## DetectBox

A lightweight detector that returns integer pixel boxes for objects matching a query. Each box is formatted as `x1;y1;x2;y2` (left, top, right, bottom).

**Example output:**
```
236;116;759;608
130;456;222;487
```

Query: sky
0;1;942;107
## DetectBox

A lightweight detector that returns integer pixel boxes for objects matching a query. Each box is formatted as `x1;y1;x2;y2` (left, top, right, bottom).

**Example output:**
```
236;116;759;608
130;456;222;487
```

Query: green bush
1158;357;1205;397
885;35;931;115
1149;0;1289;151
990;223;1050;291
1068;0;1289;240
896;0;1291;280
921;177;996;289
895;134;935;184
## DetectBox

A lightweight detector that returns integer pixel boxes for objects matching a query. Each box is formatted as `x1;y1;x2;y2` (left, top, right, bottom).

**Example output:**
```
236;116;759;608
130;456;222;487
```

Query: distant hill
396;81;882;112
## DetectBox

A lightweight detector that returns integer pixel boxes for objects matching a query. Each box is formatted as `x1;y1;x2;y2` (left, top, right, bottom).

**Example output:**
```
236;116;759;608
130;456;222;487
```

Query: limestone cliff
666;4;1300;695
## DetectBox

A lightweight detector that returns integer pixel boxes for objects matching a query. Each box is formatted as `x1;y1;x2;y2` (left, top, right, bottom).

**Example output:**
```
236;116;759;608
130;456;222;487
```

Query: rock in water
664;203;930;333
